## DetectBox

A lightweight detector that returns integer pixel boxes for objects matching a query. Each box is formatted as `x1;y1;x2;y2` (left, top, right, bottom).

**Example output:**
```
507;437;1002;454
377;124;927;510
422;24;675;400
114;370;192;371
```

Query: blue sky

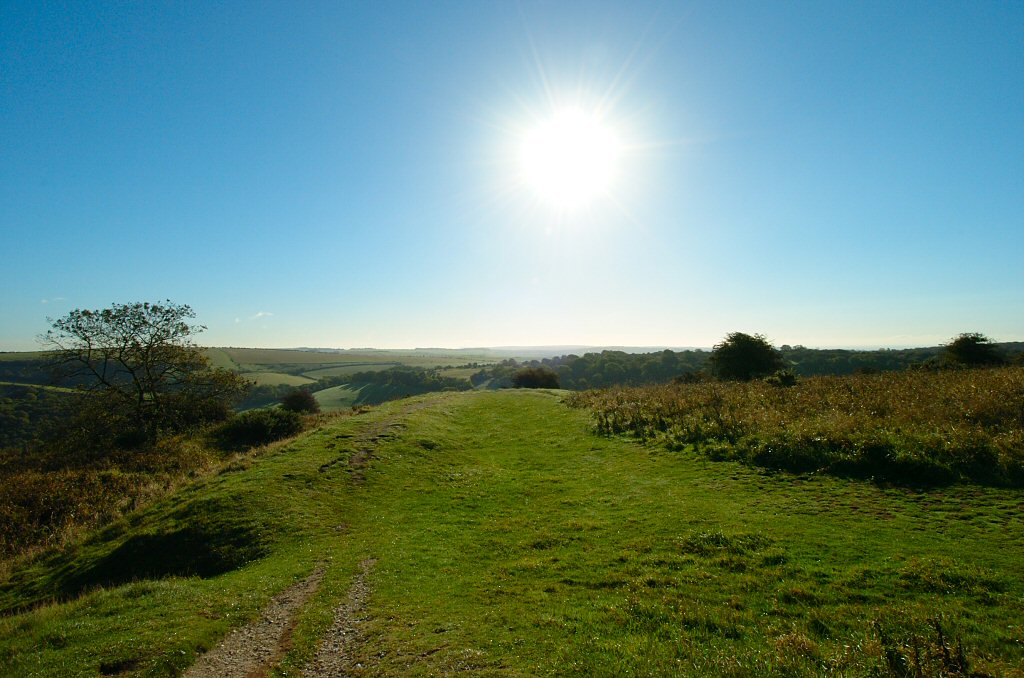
3;1;1022;350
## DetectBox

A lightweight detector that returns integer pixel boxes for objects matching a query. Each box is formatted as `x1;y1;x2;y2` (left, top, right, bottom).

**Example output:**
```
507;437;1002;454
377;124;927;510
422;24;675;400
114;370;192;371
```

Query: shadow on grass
0;499;269;613
65;523;266;591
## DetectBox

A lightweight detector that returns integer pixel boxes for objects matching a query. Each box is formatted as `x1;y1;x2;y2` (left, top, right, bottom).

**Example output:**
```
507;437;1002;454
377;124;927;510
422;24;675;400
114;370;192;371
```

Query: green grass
202;348;240;371
240;371;317;387
0;381;77;394
312;384;363;410
301;363;398;379
313;382;461;411
437;366;481;381
1;391;1022;676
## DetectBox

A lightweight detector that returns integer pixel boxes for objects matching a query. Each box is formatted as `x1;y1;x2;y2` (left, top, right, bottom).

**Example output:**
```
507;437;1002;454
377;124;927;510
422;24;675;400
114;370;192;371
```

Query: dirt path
184;401;428;676
183;568;324;678
319;397;435;481
302;558;377;677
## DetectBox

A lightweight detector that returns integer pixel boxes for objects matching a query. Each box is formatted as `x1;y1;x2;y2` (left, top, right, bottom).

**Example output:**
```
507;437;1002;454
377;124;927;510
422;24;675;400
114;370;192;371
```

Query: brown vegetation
0;437;219;562
567;366;1024;486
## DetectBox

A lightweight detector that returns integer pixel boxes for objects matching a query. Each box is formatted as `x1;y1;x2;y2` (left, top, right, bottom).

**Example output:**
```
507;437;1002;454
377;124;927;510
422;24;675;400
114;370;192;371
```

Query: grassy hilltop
2;390;1022;676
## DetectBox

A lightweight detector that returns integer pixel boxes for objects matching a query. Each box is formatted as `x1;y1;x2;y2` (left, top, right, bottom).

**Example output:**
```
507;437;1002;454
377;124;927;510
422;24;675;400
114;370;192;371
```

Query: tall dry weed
567;367;1024;485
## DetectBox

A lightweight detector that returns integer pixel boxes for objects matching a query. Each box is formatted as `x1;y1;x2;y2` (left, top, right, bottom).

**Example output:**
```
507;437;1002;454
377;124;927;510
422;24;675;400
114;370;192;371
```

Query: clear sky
3;1;1022;351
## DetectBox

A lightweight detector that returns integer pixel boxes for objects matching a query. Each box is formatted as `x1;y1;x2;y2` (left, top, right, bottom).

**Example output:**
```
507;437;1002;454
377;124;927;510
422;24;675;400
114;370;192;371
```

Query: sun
519;106;621;211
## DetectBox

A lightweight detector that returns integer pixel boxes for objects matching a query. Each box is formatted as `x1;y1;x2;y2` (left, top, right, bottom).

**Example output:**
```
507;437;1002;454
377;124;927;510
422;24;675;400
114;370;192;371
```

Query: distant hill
2;341;1021;417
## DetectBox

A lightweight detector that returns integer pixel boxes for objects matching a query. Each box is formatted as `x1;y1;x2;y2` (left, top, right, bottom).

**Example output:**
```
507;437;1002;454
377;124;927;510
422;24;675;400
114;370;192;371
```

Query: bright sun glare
519;107;621;210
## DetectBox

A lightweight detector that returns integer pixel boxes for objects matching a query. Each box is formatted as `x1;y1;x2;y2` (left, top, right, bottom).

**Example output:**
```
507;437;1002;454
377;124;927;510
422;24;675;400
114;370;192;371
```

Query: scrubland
568;366;1024;487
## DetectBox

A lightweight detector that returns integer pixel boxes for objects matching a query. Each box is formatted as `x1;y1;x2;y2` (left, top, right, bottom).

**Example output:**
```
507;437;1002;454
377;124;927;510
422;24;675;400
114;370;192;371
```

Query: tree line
470;333;1024;389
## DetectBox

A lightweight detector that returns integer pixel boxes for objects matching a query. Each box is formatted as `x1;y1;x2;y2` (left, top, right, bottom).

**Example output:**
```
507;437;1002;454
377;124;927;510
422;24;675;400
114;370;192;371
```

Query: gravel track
302;558;377;677
183;568;324;678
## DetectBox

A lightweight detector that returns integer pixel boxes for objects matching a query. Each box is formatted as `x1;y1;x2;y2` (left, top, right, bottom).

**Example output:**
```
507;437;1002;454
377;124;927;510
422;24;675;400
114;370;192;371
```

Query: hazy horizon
3;2;1022;352
8;338;1022;359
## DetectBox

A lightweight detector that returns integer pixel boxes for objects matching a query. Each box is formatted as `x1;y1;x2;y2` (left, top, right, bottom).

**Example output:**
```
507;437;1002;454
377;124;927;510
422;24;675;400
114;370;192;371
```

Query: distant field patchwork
199;348;497;391
241;372;317;387
437;367;481;380
0;348;494;414
300;364;398;379
212;347;495;369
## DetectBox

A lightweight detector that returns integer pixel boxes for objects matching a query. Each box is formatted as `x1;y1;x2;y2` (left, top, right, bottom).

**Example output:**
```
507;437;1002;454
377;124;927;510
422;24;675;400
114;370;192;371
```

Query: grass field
1;348;493;390
1;391;1021;676
0;352;46;362
202;348;239;371
312;384;364;410
240;371;318;387
0;381;77;394
312;383;458;411
198;347;497;391
301;363;398;379
437;366;483;381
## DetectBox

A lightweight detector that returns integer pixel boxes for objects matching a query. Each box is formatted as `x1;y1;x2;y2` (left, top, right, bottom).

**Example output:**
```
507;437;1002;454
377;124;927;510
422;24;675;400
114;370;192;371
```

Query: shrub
0;435;224;561
673;371;710;384
764;369;797;388
214;408;303;449
511;367;560;389
280;389;321;413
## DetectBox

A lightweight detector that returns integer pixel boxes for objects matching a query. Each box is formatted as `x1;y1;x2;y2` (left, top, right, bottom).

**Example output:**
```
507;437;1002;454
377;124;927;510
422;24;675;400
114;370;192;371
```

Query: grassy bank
0;437;224;563
568;366;1024;486
0;409;330;563
1;391;1022;675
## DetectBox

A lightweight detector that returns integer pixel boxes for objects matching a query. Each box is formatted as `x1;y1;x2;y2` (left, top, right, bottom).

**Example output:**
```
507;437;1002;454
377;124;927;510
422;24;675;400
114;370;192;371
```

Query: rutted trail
318;399;433;481
183;560;377;678
186;399;429;676
302;558;377;677
183;568;324;678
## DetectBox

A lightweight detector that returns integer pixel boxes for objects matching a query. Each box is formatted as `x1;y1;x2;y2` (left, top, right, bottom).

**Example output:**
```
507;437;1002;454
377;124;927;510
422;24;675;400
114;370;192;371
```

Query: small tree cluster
280;389;320;413
511;366;560;389
943;333;1005;367
708;332;785;381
